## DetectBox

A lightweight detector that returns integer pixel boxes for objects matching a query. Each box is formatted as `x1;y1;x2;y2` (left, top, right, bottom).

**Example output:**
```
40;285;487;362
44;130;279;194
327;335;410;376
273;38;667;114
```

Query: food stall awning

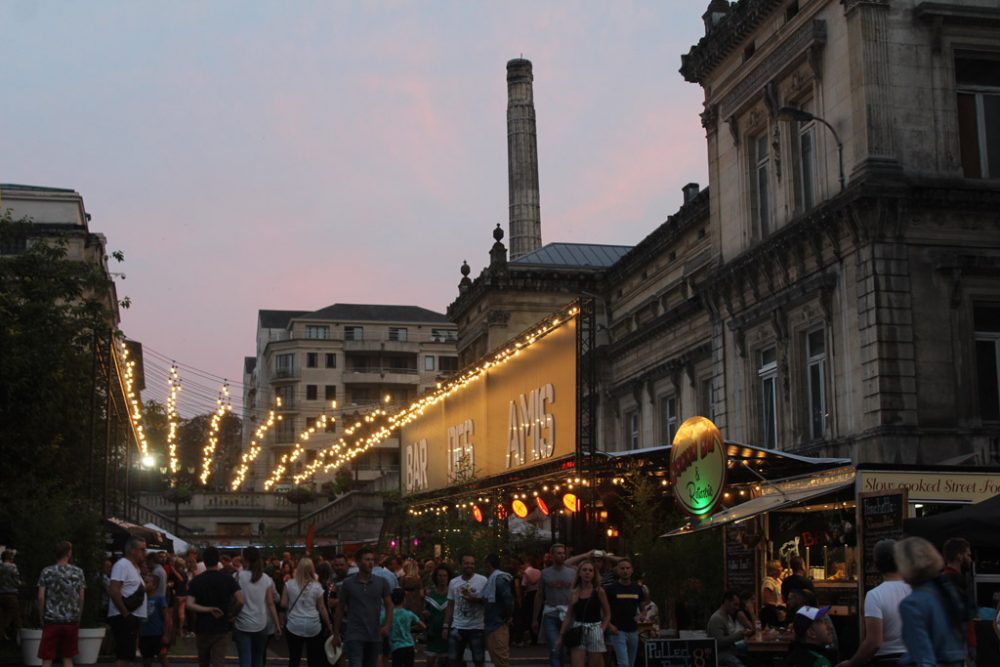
602;441;851;484
660;465;856;538
903;493;1000;548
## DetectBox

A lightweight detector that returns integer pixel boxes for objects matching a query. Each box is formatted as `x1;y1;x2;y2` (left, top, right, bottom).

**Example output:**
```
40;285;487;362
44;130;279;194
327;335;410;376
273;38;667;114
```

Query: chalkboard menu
724;521;758;597
644;639;718;667
858;489;908;595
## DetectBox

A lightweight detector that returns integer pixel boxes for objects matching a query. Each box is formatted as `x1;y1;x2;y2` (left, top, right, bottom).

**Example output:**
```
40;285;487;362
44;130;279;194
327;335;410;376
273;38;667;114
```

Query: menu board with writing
724;521;758;597
644;639;718;667
858;489;908;595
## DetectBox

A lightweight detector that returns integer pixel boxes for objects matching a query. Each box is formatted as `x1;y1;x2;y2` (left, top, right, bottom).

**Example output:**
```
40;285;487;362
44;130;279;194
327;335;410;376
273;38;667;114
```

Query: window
806;328;828;439
305;417;316;429
275;385;293;407
625;410;641;450
956;54;1000;179
306;353;318;368
424;355;435;371
975;306;1000;420
793;115;817;212
325;385;337;401
325;419;337;433
431;328;457;343
439;356;459;372
305;325;329;340
275;353;295;378
700;377;714;419
758;347;778;448
345;326;364;341
660;396;678;444
750;132;772;239
276;419;295;443
306;384;317;401
325;353;337;369
388;327;408;342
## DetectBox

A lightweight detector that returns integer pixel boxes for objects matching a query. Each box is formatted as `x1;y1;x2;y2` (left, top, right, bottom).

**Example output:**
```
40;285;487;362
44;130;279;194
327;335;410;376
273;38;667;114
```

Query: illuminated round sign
536;497;550;516
472;505;483;523
511;499;529;518
562;493;580;513
669;416;727;517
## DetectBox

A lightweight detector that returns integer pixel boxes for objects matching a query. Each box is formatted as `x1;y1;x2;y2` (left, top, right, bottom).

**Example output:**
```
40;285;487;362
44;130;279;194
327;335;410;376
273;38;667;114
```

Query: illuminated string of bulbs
263;408;334;490
406;475;592;516
198;383;231;485
166;365;181;477
118;341;150;460
230;397;283;491
262;303;580;487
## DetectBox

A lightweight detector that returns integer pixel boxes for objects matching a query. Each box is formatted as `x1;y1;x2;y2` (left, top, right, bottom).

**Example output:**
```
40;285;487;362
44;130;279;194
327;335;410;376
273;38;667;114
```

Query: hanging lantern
472;505;483;523
512;499;529;518
562;493;580;513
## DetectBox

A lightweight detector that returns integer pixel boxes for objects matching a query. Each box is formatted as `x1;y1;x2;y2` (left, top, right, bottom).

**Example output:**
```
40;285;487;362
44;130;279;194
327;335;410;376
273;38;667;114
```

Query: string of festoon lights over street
118;302;580;491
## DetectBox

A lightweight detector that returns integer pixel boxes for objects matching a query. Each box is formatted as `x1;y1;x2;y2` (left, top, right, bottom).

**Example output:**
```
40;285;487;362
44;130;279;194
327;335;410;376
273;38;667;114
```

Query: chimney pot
682;182;701;203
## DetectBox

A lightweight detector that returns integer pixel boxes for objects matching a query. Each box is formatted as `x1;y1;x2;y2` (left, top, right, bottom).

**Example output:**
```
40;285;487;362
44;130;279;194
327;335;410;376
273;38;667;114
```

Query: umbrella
903;493;1000;549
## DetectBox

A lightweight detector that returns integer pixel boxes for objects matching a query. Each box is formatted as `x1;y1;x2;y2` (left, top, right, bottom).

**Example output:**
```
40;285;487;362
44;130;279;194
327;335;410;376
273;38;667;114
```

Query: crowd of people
707;536;999;667
3;536;999;667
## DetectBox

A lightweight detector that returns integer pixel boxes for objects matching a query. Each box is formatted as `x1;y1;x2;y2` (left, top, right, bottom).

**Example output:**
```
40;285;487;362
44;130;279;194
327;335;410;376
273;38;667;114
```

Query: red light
536;497;550;516
472;505;483;523
512;499;528;518
495;504;508;520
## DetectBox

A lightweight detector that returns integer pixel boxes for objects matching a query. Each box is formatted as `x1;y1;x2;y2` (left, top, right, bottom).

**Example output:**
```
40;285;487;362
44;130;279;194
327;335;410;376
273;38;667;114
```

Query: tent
143;523;189;556
105;518;173;553
903;493;1000;549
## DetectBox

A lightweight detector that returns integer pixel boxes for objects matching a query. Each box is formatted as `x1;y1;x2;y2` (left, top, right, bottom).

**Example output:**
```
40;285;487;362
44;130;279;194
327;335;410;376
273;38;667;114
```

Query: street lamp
777;106;845;193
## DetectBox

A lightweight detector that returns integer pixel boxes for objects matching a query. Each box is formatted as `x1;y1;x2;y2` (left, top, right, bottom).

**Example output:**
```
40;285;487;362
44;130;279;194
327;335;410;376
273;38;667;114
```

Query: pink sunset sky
2;1;710;416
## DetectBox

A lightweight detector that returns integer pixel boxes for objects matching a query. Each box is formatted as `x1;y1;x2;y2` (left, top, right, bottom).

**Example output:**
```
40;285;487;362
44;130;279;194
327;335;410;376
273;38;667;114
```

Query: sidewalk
83;634;551;665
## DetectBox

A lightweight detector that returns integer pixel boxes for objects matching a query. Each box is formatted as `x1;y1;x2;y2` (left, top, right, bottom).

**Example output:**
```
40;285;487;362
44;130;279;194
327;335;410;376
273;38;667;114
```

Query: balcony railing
272;367;298;381
344;366;418;375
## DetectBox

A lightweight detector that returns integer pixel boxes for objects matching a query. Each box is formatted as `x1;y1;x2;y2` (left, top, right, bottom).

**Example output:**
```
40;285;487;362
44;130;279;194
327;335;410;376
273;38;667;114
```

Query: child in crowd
139;574;171;667
382;588;425;667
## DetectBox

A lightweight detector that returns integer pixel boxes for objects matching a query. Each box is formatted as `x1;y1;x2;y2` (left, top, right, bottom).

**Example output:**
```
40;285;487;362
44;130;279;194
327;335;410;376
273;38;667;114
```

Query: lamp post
778;106;845;193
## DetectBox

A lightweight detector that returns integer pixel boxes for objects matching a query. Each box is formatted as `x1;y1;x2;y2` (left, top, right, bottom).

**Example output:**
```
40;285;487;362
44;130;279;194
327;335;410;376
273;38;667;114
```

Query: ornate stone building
454;1;1000;467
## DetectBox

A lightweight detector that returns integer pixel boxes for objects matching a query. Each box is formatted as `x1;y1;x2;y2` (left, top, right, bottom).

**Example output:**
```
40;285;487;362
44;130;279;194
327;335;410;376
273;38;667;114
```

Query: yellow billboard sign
401;317;577;495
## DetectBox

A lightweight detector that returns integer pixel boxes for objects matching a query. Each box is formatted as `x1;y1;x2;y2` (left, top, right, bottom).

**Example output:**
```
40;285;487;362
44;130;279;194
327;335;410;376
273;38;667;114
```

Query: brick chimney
507;58;542;260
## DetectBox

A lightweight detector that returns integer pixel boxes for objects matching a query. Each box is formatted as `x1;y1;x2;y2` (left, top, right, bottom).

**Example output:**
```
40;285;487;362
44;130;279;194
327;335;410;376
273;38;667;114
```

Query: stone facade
454;0;1000;467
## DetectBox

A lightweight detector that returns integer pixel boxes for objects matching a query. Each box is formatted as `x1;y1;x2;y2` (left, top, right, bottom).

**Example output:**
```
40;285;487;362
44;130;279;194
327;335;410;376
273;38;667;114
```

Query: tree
0;211;120;623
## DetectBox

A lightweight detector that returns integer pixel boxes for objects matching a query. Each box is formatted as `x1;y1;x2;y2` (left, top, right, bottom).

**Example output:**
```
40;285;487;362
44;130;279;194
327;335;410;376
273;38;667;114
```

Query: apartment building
242;303;458;491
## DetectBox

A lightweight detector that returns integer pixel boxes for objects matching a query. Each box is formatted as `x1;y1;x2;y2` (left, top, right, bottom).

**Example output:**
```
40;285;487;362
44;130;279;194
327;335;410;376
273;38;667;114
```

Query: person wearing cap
786;606;835;667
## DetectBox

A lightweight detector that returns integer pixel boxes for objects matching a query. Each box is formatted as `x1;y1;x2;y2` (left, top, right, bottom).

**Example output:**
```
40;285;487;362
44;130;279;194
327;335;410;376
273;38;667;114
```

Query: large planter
74;627;107;664
20;628;42;666
19;626;106;665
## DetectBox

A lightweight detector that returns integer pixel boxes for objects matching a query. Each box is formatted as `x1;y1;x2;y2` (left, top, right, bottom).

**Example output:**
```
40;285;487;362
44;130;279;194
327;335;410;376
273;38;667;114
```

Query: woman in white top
234;547;281;667
281;557;332;667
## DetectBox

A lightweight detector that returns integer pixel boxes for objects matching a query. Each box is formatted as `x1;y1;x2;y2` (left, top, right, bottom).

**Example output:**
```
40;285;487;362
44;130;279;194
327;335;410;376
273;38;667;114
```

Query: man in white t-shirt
444;554;488;667
836;539;911;667
108;537;148;667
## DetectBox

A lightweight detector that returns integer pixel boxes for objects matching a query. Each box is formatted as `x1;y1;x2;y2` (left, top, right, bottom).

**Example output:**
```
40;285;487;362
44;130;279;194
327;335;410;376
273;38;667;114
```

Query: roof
0;183;77;194
510;242;634;269
244;357;257;374
303;303;450;324
259;310;308;329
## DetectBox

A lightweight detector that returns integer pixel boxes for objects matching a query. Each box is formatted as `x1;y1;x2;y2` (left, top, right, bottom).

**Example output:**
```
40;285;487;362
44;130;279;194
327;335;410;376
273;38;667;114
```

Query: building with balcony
241;303;458;492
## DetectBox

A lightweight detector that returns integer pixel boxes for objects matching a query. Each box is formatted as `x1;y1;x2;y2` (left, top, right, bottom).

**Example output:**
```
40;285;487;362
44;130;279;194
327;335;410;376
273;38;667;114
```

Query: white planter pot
20;628;43;666
74;627;107;665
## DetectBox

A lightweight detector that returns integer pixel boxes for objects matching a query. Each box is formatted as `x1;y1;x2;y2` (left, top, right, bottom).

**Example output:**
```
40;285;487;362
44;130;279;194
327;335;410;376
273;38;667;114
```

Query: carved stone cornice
841;0;889;17
607;298;706;360
680;0;785;84
718;20;826;121
608;341;713;398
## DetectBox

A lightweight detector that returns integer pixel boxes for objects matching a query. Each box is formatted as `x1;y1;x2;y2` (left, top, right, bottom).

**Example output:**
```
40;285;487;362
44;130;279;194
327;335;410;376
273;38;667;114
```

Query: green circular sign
669;416;727;517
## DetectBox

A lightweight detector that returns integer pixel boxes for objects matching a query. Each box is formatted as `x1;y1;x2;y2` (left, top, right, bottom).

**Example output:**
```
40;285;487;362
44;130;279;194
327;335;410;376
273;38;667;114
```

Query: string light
166;364;181;477
198;382;231;485
261;303;580;487
230;396;282;491
117;341;150;460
